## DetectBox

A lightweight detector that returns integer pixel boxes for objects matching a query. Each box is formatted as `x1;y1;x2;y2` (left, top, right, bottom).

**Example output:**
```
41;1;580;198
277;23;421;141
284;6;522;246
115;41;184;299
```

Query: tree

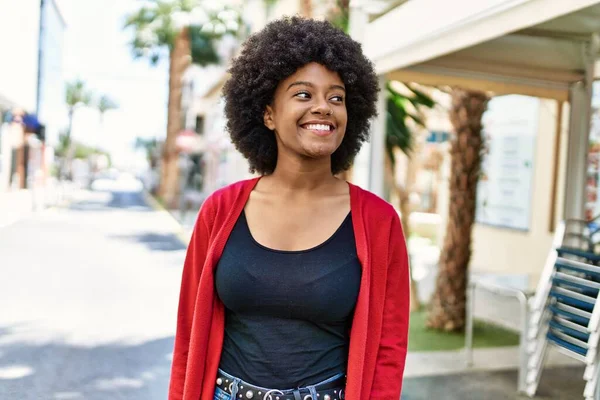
124;1;241;207
327;0;350;32
385;82;435;311
65;79;93;144
299;0;312;17
63;80;93;179
427;89;489;331
97;95;118;126
96;95;118;147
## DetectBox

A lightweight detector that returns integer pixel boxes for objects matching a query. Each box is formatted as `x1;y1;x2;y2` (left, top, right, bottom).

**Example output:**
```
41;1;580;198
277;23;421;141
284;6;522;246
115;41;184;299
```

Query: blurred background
3;0;600;399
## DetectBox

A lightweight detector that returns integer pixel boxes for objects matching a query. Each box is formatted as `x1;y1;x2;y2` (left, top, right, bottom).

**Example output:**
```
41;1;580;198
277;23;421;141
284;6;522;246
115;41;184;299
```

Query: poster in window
475;95;539;231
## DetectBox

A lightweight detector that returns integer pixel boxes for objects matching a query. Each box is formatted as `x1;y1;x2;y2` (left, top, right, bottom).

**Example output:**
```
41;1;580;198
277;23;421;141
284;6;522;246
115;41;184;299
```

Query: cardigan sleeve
168;197;215;400
370;213;410;399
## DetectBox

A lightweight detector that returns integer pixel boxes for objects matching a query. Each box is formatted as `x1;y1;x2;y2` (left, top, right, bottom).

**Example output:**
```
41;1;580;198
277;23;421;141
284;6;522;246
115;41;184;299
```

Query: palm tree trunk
427;89;489;332
66;108;74;144
299;0;312;17
98;113;104;151
161;27;191;207
64;108;75;180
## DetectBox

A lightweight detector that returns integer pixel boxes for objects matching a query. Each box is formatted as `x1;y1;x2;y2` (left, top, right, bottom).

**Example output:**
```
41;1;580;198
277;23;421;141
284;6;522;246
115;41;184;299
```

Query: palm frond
97;95;119;114
124;1;241;67
188;27;220;66
65;80;93;109
405;83;435;108
385;80;436;162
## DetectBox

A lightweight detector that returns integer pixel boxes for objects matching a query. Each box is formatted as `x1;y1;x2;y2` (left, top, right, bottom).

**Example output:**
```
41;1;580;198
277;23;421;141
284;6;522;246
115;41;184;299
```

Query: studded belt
215;370;346;400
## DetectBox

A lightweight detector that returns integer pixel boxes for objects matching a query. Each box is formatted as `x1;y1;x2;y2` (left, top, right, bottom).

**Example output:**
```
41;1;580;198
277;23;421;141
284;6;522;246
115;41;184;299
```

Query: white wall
0;0;41;111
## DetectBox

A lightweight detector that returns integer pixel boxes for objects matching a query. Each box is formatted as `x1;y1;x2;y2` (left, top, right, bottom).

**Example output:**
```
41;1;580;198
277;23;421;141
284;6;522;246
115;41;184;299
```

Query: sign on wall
475;95;539;231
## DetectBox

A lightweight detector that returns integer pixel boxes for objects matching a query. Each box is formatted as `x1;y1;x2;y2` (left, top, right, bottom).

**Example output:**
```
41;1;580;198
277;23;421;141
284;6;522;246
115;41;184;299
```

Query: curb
142;190;191;245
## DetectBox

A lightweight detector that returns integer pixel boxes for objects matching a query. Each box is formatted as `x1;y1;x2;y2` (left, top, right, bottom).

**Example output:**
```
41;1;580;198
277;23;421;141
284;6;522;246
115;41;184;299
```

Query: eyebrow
287;81;346;92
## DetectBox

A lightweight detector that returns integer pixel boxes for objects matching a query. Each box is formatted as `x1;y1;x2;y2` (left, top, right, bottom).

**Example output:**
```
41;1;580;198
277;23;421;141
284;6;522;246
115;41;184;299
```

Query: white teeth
305;124;332;131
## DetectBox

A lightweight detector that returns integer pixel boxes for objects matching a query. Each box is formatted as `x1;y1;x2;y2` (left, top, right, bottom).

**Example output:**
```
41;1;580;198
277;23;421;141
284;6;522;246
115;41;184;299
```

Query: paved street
0;185;186;400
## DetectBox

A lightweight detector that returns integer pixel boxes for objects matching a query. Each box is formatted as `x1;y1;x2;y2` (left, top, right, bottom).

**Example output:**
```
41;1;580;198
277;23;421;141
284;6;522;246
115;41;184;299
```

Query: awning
22;113;41;132
364;0;600;100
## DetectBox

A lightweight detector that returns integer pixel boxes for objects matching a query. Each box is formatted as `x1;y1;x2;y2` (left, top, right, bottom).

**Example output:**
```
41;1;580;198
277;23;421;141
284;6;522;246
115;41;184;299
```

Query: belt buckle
263;389;284;400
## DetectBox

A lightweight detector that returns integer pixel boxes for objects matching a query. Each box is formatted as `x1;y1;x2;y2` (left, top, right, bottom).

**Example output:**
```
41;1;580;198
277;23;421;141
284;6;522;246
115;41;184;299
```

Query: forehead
280;62;344;87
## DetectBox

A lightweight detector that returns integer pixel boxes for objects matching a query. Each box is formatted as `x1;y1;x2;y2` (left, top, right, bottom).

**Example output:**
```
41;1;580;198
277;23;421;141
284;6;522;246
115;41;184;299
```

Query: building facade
0;0;66;191
37;0;67;145
353;0;600;286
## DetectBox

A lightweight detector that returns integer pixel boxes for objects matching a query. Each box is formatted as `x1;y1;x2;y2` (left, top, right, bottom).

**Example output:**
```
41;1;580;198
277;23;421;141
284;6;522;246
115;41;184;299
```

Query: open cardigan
168;177;410;400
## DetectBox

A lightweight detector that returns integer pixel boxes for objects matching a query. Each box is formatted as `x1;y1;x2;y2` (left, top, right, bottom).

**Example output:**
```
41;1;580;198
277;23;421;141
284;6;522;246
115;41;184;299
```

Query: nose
311;98;333;116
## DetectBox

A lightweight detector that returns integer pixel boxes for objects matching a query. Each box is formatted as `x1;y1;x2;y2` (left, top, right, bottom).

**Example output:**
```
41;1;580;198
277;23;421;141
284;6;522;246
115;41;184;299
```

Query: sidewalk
0;179;77;228
402;365;585;400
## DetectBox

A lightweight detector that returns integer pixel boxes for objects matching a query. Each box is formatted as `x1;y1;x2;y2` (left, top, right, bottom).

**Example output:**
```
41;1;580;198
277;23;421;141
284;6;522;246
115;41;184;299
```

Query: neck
266;155;337;192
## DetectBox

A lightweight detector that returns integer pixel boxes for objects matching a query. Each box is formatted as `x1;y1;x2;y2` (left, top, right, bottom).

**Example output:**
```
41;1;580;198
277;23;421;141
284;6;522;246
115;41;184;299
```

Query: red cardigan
169;177;410;400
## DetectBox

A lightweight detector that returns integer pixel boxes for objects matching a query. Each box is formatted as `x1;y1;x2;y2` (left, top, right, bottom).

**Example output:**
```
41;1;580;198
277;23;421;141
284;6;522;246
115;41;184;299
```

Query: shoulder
350;183;399;222
200;177;260;216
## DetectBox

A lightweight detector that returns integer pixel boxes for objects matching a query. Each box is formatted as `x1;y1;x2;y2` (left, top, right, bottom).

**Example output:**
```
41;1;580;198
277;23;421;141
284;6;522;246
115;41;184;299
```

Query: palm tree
65;79;93;145
327;0;350;32
299;0;312;17
385;82;435;311
63;80;93;179
427;89;489;331
124;1;241;206
96;95;118;148
97;95;118;127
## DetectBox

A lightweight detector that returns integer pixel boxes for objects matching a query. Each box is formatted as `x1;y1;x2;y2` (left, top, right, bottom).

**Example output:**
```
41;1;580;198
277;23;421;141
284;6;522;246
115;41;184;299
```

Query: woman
169;16;409;400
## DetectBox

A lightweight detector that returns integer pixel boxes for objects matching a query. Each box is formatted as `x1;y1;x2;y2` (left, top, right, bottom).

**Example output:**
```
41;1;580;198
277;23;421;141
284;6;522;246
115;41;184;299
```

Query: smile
300;121;336;136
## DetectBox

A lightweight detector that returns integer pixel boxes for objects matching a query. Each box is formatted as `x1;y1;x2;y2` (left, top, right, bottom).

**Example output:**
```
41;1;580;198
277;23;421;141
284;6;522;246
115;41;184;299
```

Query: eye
330;95;344;102
294;91;311;99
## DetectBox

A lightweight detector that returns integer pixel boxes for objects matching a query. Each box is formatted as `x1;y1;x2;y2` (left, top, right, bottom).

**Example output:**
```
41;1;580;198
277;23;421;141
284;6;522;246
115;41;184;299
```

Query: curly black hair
222;16;379;175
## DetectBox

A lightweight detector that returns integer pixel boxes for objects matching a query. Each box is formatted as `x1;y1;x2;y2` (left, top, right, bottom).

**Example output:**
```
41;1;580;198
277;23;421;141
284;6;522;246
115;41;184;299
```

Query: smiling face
263;62;348;167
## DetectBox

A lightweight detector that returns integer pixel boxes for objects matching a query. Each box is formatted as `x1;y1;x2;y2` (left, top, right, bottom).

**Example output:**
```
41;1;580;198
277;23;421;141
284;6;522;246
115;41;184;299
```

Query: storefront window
585;81;600;222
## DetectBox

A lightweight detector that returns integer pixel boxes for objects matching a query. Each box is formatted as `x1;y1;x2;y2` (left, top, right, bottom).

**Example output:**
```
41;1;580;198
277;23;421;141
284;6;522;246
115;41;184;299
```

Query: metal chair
526;220;600;399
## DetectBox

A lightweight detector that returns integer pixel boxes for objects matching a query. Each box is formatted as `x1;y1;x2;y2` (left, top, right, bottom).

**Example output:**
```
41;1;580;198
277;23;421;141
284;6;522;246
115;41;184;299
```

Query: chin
302;143;340;159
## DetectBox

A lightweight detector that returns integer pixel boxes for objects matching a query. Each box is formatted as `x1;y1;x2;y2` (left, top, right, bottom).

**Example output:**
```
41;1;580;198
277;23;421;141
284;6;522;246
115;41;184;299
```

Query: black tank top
215;211;361;388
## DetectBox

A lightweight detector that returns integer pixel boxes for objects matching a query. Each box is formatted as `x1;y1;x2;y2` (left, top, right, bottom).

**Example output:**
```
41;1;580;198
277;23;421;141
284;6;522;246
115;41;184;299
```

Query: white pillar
348;0;368;42
564;38;598;220
368;76;387;198
564;83;590;220
347;0;371;189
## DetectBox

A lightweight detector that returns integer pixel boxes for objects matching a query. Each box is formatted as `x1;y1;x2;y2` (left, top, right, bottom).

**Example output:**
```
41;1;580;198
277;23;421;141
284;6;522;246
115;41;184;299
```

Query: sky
58;0;170;169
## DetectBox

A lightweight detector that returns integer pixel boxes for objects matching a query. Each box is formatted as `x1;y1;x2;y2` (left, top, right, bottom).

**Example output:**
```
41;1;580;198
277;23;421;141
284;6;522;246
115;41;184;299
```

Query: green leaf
385;80;436;158
65;80;94;108
124;2;243;67
386;112;413;157
407;112;426;128
188;26;220;66
406;83;435;108
97;95;118;114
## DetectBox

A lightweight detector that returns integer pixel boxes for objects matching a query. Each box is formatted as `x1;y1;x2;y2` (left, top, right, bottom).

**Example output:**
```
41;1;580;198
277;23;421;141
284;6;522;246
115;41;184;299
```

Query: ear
263;105;275;131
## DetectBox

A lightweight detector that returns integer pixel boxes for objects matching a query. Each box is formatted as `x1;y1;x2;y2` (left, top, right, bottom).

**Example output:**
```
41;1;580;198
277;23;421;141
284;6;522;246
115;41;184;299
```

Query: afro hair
222;16;379;175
